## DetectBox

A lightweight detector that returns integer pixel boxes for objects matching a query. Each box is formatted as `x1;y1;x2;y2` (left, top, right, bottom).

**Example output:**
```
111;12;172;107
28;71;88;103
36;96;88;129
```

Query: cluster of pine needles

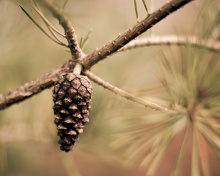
110;1;220;175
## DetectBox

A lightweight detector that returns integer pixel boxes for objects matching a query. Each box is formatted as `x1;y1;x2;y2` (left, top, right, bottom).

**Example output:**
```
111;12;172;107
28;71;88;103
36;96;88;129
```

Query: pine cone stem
73;63;82;75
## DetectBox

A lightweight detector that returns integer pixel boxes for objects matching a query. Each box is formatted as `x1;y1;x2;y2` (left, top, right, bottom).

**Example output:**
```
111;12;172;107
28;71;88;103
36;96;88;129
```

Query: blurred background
0;0;220;176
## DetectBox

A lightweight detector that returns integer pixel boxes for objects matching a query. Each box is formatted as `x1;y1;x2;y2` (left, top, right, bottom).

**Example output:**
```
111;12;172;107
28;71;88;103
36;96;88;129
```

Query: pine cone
52;73;92;152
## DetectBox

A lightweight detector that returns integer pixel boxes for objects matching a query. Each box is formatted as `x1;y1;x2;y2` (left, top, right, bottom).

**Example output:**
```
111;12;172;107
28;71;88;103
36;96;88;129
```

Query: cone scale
52;73;92;152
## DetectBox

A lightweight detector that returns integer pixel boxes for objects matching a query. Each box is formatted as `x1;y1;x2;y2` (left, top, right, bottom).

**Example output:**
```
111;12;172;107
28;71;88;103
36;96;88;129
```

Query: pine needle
28;0;65;37
27;0;67;47
18;4;66;46
146;129;174;175
134;0;139;22
61;0;69;13
79;30;92;50
142;0;149;15
197;122;220;161
198;116;220;136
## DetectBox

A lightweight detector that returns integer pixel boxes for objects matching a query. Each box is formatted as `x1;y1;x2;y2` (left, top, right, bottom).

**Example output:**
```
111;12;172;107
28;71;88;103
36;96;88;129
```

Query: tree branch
84;70;173;112
38;0;83;59
81;0;194;69
119;35;220;52
0;60;76;110
0;0;193;110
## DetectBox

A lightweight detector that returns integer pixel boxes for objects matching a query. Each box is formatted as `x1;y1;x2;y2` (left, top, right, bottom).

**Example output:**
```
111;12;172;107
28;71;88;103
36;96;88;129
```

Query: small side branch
38;0;83;59
84;70;173;112
119;36;220;52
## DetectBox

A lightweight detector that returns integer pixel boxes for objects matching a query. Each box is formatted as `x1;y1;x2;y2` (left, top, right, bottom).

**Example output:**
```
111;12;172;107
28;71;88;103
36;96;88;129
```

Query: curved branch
84;71;173;112
119;36;220;52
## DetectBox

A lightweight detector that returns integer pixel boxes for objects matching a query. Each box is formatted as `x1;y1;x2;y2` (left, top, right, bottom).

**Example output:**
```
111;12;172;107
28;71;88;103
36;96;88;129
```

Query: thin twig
119;36;220;52
38;0;83;59
81;0;194;69
84;70;173;112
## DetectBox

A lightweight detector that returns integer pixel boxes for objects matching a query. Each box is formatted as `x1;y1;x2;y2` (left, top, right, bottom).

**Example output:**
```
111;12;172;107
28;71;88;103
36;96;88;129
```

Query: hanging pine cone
52;73;92;152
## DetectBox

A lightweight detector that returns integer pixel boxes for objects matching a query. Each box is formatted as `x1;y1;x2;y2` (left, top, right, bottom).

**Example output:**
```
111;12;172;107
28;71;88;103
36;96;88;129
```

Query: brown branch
38;0;83;59
119;35;220;52
0;60;76;110
81;0;194;69
0;0;193;110
84;70;173;112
